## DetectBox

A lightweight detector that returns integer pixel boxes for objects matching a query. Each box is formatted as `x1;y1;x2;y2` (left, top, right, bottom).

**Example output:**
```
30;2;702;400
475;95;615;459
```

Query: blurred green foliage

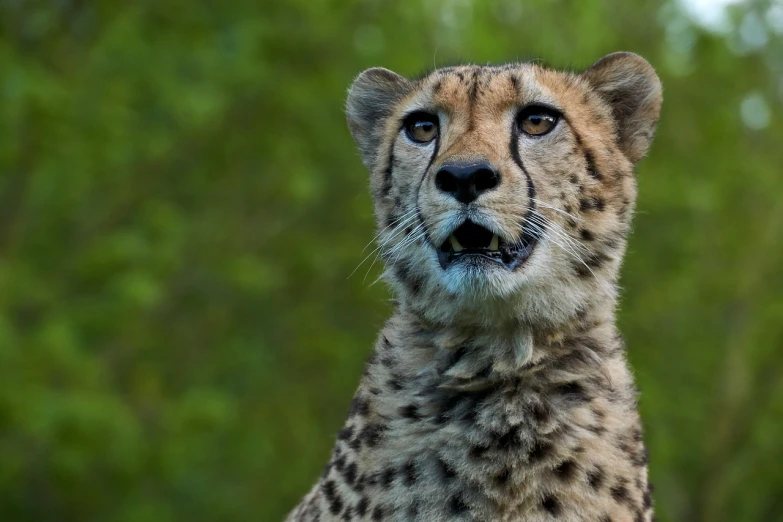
1;0;782;521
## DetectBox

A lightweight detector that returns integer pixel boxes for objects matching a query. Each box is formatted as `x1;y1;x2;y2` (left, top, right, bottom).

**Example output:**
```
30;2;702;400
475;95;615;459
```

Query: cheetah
285;52;663;522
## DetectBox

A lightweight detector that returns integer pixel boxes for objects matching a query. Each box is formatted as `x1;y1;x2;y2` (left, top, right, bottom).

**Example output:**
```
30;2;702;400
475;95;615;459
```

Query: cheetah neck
290;307;652;521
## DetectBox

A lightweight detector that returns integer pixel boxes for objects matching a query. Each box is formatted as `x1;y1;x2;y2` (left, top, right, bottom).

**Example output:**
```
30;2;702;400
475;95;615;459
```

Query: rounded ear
582;52;663;163
346;67;411;172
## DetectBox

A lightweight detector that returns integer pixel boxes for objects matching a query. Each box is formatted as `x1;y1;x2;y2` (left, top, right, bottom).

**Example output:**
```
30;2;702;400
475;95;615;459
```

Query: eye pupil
404;112;439;144
518;106;559;136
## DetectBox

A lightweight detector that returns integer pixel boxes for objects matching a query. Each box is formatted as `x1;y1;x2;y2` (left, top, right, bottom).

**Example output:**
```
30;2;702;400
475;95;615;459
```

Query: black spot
337;426;354;441
529;440;552;462
408;501;420;518
532;401;552;423
553;460;578;481
400;404;421;420
432;79;443;94
321;462;332;479
381;467;396;488
595;197;606;211
632;427;644;442
361;423;386;447
569;173;579;184
509;74;519;90
387;375;405;391
343;462;358;486
633;447;650;467
611;484;630;504
349;397;370;417
554;381;590;403
450;494;469;514
496;428;521;449
580;229;595;241
585;252;610;269
495;467;511;486
402;461;417;486
644;483;654;509
587;467;605;489
334;454;346;472
348;436;362;451
371;504;384;521
445;346;469;369
469;443;490;460
601;516;613;522
323;480;344;515
356;497;369;517
541;495;560;516
341;506;353;521
436;392;463;421
587;423;607;435
585;150;602;181
437;457;457;480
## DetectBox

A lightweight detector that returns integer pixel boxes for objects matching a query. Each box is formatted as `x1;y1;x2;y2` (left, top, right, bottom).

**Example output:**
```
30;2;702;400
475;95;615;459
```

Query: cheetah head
346;53;662;327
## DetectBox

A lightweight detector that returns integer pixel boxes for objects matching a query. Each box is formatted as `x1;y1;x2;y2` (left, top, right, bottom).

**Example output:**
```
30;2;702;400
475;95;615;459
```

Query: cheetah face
346;53;661;325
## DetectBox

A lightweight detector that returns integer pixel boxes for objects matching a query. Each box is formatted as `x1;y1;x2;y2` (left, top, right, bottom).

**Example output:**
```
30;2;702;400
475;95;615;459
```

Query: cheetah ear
346;67;411;172
582;52;663;163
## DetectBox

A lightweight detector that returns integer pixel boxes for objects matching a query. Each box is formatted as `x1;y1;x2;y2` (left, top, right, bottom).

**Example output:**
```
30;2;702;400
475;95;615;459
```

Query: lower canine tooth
489;234;499;251
450;235;464;252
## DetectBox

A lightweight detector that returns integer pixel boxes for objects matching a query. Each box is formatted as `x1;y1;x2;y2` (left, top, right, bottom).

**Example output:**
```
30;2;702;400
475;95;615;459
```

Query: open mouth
437;220;538;270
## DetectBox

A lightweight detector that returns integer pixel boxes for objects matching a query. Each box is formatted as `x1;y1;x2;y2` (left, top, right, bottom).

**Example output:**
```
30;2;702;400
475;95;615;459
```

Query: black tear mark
380;151;394;198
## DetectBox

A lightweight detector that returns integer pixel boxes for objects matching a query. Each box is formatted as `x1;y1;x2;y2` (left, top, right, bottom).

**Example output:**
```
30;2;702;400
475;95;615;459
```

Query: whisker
349;214;421;278
531;198;581;221
522;219;599;282
360;208;418;254
526;212;588;255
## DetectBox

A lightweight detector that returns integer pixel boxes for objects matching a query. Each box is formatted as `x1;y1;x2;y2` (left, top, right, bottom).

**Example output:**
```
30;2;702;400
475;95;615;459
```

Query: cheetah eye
517;105;560;136
403;112;439;144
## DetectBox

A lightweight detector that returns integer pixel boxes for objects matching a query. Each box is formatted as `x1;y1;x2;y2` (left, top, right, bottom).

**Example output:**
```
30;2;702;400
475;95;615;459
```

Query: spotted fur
286;53;663;522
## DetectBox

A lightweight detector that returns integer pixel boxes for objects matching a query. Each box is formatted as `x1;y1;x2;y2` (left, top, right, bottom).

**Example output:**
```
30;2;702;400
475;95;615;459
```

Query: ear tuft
346;68;411;171
582;52;663;163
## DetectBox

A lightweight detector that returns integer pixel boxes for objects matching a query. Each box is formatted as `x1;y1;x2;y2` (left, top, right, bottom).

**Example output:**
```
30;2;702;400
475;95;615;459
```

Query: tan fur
286;53;663;522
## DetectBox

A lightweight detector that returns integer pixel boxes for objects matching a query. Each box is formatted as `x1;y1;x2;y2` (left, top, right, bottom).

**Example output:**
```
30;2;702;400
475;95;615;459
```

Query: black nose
435;163;500;204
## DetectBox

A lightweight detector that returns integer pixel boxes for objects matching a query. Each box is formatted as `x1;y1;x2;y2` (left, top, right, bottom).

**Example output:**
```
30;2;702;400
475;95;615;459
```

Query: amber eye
517;106;560;136
403;112;439;144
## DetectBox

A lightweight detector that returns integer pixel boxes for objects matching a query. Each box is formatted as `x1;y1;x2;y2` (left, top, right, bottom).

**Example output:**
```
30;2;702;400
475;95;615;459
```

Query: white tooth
450;235;464;252
489;234;499;251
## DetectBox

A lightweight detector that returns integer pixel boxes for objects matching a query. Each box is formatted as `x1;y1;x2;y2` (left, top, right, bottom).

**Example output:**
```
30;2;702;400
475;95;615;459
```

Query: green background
1;0;782;521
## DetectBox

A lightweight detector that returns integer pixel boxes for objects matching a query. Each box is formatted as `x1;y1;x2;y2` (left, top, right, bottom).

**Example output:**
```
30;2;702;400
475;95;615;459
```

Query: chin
440;258;526;299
